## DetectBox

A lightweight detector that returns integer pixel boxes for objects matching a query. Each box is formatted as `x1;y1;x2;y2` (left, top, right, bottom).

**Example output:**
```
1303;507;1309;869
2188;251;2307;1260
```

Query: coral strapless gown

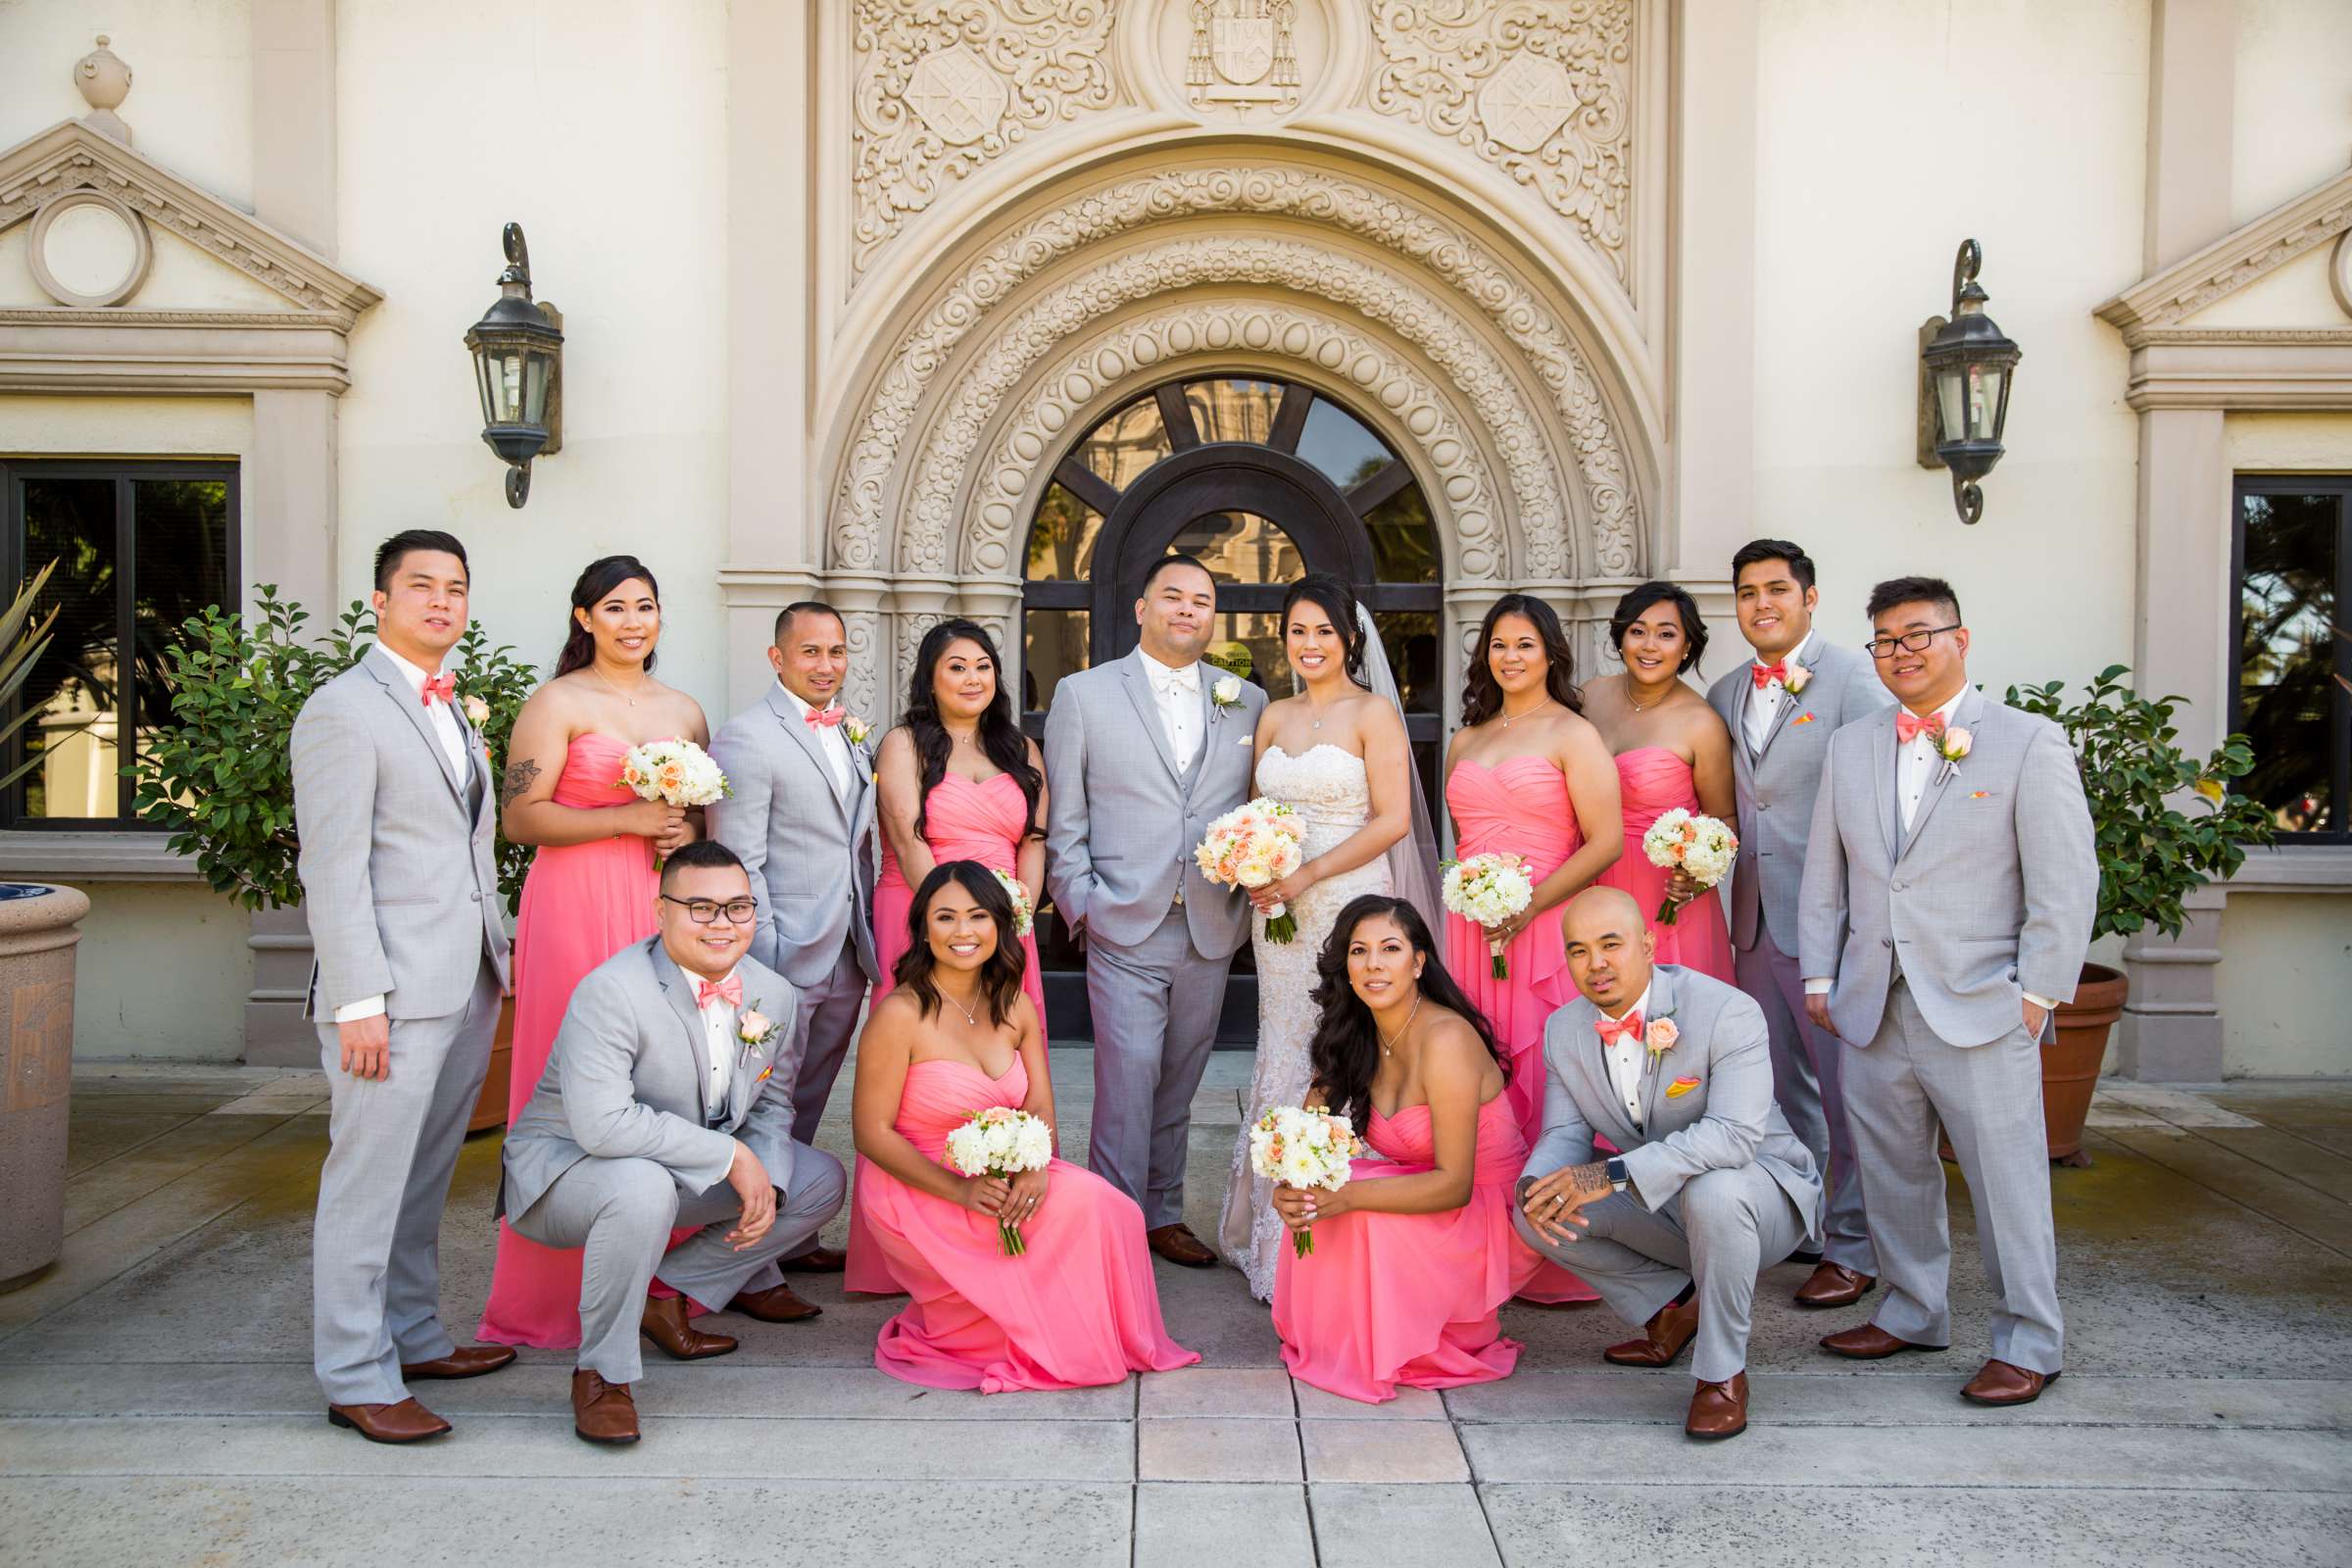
1444;757;1599;1306
1595;747;1737;984
1274;1095;1543;1403
857;1053;1199;1393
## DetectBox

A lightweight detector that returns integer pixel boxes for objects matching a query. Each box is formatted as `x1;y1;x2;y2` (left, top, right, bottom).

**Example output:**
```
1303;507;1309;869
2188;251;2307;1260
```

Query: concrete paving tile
62;1110;194;1176
1294;1382;1445;1420
1137;1415;1301;1482
1134;1484;1312;1568
2100;1127;2352;1256
2096;1085;2260;1128
1138;1366;1294;1418
1308;1483;1502;1568
1147;1251;1286;1367
60;1111;297;1234
1300;1419;1470;1483
2195;1126;2352;1204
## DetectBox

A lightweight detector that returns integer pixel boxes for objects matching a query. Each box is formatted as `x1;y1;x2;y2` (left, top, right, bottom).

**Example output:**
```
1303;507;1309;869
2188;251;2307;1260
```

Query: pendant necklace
1500;698;1551;729
591;662;647;709
1378;994;1423;1058
940;983;982;1028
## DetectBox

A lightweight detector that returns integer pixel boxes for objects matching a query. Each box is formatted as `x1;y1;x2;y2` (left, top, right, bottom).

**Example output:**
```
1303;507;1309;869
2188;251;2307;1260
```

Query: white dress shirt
696;970;738;1120
1898;685;1969;833
1743;629;1815;755
1599;981;1654;1129
1141;652;1202;773
776;680;853;798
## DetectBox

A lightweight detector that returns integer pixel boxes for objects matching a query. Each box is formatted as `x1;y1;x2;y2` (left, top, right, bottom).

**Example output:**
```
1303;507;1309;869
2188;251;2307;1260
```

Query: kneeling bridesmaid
852;860;1199;1393
1272;894;1540;1404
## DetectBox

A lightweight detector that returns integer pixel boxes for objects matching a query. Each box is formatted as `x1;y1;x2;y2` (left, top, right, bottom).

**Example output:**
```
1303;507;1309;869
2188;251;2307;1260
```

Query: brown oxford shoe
1961;1358;2060;1406
325;1397;452;1444
728;1282;822;1323
1685;1372;1748;1440
1147;1223;1217;1268
640;1295;738;1360
1819;1322;1945;1360
1603;1295;1699;1368
781;1246;848;1273
400;1345;517;1380
1793;1262;1877;1310
571;1369;640;1445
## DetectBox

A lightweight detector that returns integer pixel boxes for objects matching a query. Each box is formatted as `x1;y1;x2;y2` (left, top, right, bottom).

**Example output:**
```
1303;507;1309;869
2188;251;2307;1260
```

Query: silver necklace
1378;994;1423;1058
939;982;982;1028
1499;698;1551;729
590;662;648;709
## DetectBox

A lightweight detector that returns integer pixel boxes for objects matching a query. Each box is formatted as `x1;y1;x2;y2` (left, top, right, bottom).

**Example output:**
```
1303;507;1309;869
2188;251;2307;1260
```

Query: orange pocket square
1968;790;1993;799
755;1067;772;1084
1666;1075;1701;1099
1789;712;1816;726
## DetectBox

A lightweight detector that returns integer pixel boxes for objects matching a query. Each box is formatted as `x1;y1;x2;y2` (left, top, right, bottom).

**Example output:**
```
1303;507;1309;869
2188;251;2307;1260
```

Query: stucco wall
66;883;254;1060
2217;895;2352;1077
2231;0;2352;228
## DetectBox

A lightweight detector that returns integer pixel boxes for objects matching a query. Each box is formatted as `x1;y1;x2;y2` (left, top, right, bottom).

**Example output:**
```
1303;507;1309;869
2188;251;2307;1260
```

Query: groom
1045;554;1266;1266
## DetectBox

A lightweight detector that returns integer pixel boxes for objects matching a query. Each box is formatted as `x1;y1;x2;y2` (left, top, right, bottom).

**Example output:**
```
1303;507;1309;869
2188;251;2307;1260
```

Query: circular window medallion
27;191;153;308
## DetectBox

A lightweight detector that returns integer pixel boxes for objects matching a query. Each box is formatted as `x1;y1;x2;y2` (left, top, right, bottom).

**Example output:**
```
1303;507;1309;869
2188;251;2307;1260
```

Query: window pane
1185;378;1283;445
1170;510;1306;585
1207;609;1287;696
1374;610;1441;715
1022;608;1089;714
1075;396;1170;491
1298;397;1393;491
1362;479;1440;584
1025;482;1102;581
131;477;232;786
20;478;120;820
2238;490;2337;832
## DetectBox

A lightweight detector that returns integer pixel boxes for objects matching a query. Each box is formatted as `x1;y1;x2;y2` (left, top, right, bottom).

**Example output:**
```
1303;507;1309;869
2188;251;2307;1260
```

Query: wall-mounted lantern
1917;239;2021;525
464;223;563;508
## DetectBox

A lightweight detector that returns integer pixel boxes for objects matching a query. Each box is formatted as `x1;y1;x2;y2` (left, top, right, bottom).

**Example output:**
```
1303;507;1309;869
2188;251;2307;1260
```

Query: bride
1217;573;1444;1299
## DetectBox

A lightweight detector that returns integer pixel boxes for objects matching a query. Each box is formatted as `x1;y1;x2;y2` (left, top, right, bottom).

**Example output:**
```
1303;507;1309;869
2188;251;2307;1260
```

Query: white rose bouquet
1250;1104;1362;1257
942;1105;1054;1255
1641;808;1739;927
1195;797;1307;942
1442;852;1537;978
990;868;1035;938
616;738;730;868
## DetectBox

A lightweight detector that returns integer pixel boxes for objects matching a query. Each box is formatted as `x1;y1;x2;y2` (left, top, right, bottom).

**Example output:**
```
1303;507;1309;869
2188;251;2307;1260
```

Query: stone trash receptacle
0;883;91;1291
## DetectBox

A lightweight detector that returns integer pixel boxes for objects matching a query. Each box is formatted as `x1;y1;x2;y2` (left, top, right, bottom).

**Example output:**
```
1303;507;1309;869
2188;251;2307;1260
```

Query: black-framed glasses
1864;623;1962;659
661;895;758;925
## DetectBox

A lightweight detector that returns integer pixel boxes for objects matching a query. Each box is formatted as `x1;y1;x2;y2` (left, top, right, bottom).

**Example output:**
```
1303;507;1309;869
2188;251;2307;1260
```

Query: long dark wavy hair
1460;593;1582;725
555;555;661;678
1608;580;1709;674
1306;894;1505;1138
1280;572;1368;690
892;860;1027;1029
901;619;1043;843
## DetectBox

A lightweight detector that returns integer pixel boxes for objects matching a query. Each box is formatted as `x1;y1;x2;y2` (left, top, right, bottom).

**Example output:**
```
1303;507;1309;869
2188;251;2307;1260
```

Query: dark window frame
2230;472;2350;846
0;458;241;831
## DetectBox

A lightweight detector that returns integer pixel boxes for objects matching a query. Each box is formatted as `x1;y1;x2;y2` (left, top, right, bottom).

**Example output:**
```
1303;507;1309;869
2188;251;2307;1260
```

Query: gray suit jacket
1706;638;1889;956
1043;647;1267;956
1522;964;1821;1244
708;686;880;989
291;646;513;1019
1797;687;2098;1048
500;938;803;1220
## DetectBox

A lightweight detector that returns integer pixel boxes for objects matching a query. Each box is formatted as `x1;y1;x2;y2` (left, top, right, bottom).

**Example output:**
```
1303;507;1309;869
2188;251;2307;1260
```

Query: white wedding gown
1217;742;1394;1301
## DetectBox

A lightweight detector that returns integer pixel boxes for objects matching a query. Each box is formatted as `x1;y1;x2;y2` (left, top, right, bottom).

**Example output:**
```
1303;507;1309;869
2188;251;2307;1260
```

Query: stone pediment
2096;166;2352;344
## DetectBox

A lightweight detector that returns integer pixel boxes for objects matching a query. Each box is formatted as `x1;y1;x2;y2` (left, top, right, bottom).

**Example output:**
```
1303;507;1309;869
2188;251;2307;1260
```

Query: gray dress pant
511;1141;847;1385
1737;927;1875;1274
312;959;500;1406
1085;906;1233;1230
786;937;869;1148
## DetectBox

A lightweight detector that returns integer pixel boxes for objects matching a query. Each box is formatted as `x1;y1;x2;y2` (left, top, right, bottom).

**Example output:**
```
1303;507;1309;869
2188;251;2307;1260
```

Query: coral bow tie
419;673;456;707
1594;1010;1644;1047
695;975;743;1009
1750;662;1786;690
1895;710;1946;745
804;706;846;728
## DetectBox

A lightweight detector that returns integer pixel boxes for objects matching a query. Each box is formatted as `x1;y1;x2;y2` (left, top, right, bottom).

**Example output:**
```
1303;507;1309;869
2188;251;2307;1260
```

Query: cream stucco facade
0;0;2345;1077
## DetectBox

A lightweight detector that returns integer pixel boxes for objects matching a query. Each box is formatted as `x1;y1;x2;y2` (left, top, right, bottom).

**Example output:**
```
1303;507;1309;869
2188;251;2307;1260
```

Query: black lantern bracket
1916;238;2021;525
463;222;564;509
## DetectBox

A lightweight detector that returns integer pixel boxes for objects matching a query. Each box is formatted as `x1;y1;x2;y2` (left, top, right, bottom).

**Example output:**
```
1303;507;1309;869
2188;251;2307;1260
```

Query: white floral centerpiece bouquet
616;738;730;868
942;1105;1054;1255
1195;796;1307;943
991;868;1035;938
1641;808;1739;927
1250;1104;1362;1258
1442;852;1536;978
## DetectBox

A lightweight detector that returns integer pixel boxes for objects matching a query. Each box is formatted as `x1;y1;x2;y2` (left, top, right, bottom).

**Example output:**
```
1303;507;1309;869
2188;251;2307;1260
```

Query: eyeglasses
1863;624;1962;660
661;895;758;925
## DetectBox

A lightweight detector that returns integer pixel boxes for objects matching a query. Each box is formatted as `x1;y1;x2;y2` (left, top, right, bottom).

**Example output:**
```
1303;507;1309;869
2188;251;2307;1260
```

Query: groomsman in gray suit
1515;888;1822;1441
1045;555;1266;1266
293;530;515;1444
1704;538;1889;1309
709;601;880;1271
501;842;846;1444
1799;576;2095;1407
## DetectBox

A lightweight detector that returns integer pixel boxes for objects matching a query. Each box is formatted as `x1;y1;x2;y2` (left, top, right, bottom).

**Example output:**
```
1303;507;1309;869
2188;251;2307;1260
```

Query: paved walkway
2;1054;2347;1567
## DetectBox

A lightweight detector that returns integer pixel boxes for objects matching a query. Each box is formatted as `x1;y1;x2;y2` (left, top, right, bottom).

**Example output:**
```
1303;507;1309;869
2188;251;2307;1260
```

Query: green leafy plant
2006;664;2275;944
0;561;71;791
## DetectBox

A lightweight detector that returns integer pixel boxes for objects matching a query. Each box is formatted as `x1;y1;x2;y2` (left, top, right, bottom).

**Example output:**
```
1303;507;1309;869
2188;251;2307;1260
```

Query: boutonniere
842;714;872;748
736;1003;779;1059
1643;1015;1680;1067
1210;674;1244;712
1936;725;1972;784
1781;663;1812;695
461;694;491;727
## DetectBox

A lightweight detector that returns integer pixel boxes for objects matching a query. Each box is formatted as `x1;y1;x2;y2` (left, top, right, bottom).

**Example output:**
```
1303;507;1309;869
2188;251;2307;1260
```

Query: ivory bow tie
1594;1010;1644;1046
420;673;457;707
1895;710;1946;745
1750;661;1786;690
803;706;846;728
695;975;743;1008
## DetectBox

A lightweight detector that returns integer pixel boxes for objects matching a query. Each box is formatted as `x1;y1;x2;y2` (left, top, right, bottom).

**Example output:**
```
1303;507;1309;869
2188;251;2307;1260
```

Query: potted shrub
2004;665;2273;1161
131;588;538;1129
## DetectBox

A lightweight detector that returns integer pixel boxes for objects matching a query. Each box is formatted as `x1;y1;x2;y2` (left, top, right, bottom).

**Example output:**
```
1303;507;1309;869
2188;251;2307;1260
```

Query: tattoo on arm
1567;1162;1611;1201
499;758;541;809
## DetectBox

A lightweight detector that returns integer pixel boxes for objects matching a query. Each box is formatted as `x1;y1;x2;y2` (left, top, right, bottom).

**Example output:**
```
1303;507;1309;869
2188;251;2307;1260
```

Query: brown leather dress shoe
1147;1223;1217;1268
781;1246;849;1273
1961;1358;2060;1406
728;1282;822;1323
1792;1262;1877;1309
1603;1296;1699;1367
1819;1322;1945;1359
325;1397;451;1444
1685;1372;1748;1440
640;1295;739;1360
400;1345;517;1380
571;1369;640;1445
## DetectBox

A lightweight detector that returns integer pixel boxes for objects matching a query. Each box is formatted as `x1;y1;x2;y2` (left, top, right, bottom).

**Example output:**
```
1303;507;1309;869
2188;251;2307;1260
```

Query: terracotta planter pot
467;995;517;1135
2044;962;2126;1162
0;883;92;1292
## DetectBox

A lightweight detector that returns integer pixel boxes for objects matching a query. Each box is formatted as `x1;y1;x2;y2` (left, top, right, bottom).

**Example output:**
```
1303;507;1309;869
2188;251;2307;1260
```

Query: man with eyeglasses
499;840;847;1444
1797;576;2094;1409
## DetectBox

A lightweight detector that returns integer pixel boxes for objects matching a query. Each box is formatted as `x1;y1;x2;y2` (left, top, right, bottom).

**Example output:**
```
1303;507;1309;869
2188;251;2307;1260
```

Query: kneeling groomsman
500;841;847;1444
1515;888;1822;1440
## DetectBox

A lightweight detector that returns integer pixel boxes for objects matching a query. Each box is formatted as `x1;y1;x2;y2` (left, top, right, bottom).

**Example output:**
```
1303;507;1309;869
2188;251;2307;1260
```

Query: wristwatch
1603;1157;1630;1193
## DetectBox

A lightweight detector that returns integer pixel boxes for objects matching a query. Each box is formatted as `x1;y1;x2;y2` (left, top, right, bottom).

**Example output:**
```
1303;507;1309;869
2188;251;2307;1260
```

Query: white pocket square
1236;736;1252;746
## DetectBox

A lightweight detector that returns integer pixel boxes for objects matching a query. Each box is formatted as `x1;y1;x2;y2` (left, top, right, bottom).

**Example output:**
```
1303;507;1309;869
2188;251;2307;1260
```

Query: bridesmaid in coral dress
852;862;1197;1393
1271;895;1544;1403
1443;596;1621;1305
476;556;712;1349
1585;583;1740;985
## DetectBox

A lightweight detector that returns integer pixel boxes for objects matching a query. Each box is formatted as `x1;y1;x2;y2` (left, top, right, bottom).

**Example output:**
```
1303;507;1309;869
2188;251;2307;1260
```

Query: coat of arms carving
1186;0;1299;111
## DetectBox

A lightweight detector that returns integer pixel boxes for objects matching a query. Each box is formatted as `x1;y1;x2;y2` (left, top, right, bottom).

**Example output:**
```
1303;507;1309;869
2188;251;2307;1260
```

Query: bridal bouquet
943;1105;1054;1255
616;739;730;869
1442;852;1536;978
1249;1104;1361;1258
1642;808;1739;927
991;868;1035;938
1195;797;1306;943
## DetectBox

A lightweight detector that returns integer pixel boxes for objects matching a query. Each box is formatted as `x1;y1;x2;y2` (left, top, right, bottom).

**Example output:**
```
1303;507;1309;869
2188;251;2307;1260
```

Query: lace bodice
1256;744;1374;843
